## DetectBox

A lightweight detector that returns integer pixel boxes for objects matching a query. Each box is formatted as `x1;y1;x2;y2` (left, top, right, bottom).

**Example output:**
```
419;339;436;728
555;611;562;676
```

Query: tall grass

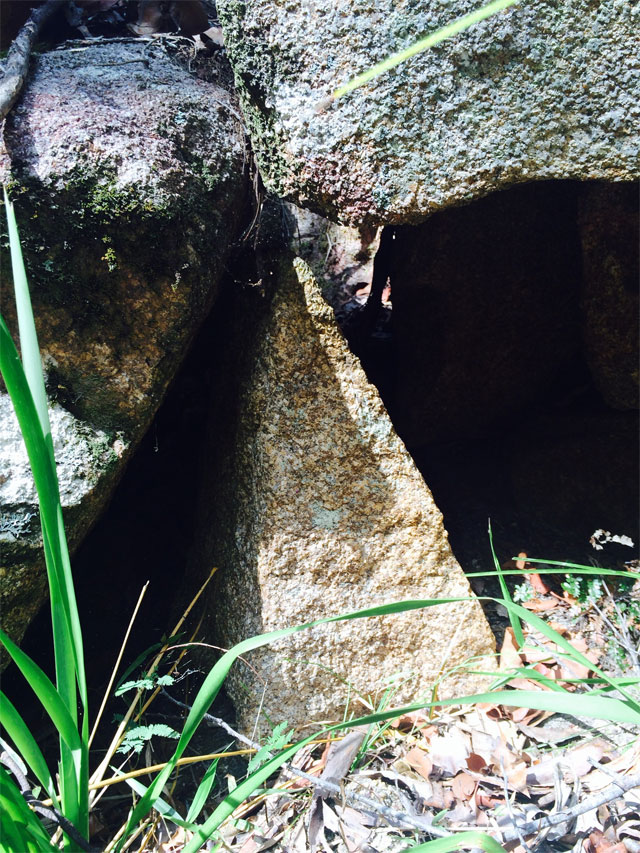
1;187;89;848
1;190;639;852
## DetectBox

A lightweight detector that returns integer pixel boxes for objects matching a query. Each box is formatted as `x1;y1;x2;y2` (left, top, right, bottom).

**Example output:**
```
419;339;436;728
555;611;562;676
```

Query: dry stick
0;0;66;120
500;767;640;843
161;690;452;840
89;581;150;749
89;567;218;799
89;749;256;792
499;757;533;853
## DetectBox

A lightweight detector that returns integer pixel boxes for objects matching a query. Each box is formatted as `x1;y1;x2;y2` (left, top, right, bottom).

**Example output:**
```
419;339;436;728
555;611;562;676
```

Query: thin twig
500;768;640;843
89;581;149;749
0;0;66;120
499;757;532;852
160;690;451;839
89;567;217;797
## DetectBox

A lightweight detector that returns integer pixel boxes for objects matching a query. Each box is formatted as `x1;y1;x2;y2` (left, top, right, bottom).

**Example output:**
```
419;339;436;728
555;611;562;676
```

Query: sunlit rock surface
188;255;495;733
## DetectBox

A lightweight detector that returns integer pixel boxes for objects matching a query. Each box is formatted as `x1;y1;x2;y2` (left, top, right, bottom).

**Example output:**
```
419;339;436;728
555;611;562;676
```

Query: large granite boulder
187;253;495;733
0;41;248;653
217;0;639;224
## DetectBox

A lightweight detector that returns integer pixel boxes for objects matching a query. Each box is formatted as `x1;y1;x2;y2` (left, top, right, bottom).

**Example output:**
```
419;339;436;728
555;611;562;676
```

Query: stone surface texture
0;42;247;652
189;254;495;733
0;396;121;648
217;0;639;224
578;182;639;410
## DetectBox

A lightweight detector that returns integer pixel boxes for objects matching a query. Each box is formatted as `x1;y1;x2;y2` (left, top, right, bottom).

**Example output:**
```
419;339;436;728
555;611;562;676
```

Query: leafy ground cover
105;545;638;853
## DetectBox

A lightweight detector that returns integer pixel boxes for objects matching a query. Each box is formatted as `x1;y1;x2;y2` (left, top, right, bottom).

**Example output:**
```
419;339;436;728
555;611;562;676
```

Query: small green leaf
247;722;293;775
115;678;156;696
117;724;180;755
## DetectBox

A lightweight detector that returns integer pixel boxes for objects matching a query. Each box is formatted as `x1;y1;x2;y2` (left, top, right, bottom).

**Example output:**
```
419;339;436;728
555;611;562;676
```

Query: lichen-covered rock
0;41;248;654
578;182;639;410
188;254;495;733
217;0;639;224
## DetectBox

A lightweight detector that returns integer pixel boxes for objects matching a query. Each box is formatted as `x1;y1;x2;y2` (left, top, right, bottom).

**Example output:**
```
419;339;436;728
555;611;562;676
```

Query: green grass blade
405;832;505;852
333;0;521;98
0;314;88;843
488;521;524;647
0;317;59;528
185;759;220;823
0;630;82;755
3;187;52;448
123;777;197;830
525;556;637;571
0;766;59;852
2;190;89;840
495;598;640;713
467;566;639;579
2;193;88;712
0;693;58;804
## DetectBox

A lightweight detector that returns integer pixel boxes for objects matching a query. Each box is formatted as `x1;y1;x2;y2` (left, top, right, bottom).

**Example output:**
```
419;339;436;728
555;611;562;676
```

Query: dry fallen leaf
527;572;553;595
451;771;477;800
429;731;471;776
404;747;433;780
499;627;523;671
522;597;559;612
390;711;435;733
466;752;488;772
509;741;605;789
586;828;627;852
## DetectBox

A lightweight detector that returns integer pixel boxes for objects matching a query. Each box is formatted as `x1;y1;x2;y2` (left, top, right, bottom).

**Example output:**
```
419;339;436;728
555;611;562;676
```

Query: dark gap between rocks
1;277;240;785
339;180;639;598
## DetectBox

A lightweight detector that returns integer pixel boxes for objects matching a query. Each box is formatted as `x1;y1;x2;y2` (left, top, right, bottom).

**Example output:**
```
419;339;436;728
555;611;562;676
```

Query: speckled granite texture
192;256;496;733
218;0;639;224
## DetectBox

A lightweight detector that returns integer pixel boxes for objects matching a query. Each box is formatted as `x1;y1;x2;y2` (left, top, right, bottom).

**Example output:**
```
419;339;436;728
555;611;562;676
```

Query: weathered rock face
578;182;639;410
217;0;639;224
188;254;495;733
0;42;248;653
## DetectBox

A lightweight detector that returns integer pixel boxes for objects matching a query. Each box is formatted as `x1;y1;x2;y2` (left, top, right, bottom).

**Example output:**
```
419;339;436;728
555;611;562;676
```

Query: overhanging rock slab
218;0;639;224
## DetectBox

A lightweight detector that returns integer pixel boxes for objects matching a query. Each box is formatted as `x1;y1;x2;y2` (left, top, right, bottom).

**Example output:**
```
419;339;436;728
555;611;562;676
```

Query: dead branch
0;750;92;851
500;767;640;843
0;0;66;121
161;689;451;839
